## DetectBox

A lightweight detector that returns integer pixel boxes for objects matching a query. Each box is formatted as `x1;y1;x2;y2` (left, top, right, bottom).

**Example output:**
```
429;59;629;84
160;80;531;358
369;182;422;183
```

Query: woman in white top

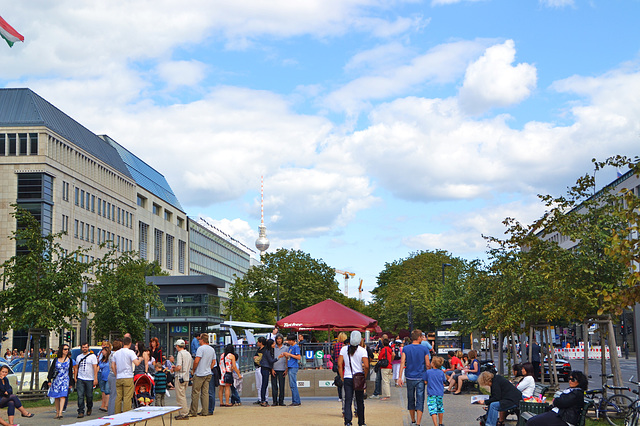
338;331;369;426
517;362;536;399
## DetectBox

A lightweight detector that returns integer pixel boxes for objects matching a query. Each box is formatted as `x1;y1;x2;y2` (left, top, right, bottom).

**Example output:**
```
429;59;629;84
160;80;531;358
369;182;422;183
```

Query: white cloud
459;40;537;114
325;39;490;113
539;0;575;8
157;60;207;90
431;0;484;5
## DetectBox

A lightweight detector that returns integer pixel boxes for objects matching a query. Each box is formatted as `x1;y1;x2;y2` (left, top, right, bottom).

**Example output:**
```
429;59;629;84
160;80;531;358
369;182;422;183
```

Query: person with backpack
392;339;403;384
377;338;394;400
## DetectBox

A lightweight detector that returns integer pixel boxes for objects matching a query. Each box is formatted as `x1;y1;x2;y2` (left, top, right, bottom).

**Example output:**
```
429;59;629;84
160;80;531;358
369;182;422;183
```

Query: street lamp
442;263;452;287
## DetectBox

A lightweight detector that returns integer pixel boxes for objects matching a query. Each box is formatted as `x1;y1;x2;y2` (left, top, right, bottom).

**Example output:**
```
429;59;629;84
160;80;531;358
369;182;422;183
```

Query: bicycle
584;374;633;426
623;375;640;426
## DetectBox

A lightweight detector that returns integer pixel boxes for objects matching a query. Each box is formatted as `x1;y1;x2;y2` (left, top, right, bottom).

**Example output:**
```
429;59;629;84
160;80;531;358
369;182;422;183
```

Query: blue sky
2;0;639;300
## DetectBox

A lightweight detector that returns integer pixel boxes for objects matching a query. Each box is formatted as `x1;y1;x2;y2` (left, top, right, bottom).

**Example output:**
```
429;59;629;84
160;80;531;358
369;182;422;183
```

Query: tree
226;248;341;324
368;250;466;332
88;248;165;341
0;205;91;389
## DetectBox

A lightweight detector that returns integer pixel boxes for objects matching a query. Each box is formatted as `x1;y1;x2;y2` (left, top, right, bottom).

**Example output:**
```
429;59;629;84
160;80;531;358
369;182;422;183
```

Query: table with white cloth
62;406;181;426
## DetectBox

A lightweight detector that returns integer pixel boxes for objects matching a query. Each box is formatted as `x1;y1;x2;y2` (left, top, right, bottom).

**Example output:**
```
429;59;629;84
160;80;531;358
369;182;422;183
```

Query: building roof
0;88;132;178
102;135;184;211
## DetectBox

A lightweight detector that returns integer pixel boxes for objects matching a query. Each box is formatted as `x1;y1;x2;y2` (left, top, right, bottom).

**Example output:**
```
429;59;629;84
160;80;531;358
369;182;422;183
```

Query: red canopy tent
276;299;382;333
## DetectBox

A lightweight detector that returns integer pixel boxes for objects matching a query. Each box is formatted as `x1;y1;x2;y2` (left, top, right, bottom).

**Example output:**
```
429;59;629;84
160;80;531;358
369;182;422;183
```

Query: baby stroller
133;373;155;407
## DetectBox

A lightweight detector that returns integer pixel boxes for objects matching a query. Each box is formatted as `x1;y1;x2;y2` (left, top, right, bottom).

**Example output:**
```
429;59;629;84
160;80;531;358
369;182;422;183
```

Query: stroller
133;373;155;407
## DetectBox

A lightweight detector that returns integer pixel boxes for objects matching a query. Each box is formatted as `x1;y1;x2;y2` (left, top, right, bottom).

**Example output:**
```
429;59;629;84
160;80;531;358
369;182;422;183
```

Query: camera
179;377;185;384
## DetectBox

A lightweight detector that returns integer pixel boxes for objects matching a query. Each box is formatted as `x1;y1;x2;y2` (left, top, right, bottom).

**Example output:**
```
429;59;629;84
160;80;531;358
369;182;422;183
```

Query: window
62;182;69;201
61;215;69;233
102;200;107;217
74;220;79;238
139;222;149;260
91;195;95;212
75;187;79;205
91;225;95;243
117;235;121;251
97;228;101;244
107;202;111;219
29;133;38;155
97;198;101;215
8;134;16;155
85;192;90;210
112;205;115;221
164;210;172;222
80;221;85;240
153;203;161;216
154;229;163;265
0;134;5;155
177;217;184;229
80;190;85;208
137;194;147;208
117;207;121;224
19;134;28;155
166;234;174;270
178;240;186;274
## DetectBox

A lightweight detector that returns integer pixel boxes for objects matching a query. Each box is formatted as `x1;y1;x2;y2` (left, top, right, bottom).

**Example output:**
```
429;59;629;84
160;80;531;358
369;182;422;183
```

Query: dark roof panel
0;88;132;178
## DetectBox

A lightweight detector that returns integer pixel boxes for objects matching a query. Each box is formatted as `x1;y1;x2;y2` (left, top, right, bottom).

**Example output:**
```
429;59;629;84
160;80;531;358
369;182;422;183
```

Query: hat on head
350;330;362;346
175;339;185;347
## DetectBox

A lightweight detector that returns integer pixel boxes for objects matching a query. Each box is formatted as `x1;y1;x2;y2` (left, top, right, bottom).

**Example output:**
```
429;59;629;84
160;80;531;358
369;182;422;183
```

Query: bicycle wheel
604;394;634;425
625;407;637;426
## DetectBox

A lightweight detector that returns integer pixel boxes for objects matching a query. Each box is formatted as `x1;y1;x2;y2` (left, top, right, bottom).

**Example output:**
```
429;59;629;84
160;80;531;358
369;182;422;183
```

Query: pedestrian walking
398;329;431;426
378;338;394;400
97;346;111;412
282;334;301;406
424;356;447;426
74;343;98;418
48;344;73;419
111;336;142;414
338;330;369;426
259;339;276;407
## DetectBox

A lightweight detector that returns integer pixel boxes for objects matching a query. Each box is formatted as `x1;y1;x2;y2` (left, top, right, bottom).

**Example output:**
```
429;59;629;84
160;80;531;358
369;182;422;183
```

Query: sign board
319;380;336;388
297;381;310;388
437;330;459;337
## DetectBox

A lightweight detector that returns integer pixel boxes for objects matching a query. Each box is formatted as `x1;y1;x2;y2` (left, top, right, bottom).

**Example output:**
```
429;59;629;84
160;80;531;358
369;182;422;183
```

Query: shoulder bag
348;351;366;391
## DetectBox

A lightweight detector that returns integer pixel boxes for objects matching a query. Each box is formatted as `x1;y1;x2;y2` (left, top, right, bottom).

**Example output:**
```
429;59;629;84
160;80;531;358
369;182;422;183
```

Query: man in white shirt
74;343;98;418
111;336;141;414
189;333;216;417
172;339;193;420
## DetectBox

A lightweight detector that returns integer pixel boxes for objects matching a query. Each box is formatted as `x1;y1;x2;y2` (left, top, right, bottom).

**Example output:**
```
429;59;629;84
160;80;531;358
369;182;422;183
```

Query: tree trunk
489;333;495;363
510;330;518;365
607;317;623;389
583;320;590;376
547;326;558;389
498;331;504;375
528;325;534;364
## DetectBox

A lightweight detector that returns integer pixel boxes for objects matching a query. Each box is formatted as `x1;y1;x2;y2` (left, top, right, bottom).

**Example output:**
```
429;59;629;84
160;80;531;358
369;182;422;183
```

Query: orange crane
358;279;364;302
335;269;355;297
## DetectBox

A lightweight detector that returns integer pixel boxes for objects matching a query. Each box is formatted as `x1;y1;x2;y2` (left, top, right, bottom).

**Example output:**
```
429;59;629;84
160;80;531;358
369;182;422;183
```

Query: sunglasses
569;377;576;381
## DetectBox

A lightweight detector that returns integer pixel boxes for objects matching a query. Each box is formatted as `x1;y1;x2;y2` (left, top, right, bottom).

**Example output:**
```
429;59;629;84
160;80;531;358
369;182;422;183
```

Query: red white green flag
0;15;24;47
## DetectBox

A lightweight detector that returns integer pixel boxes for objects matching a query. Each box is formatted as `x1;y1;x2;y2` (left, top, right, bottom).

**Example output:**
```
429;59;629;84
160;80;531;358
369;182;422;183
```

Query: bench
519;399;592;425
16;389;48;401
460;379;480;393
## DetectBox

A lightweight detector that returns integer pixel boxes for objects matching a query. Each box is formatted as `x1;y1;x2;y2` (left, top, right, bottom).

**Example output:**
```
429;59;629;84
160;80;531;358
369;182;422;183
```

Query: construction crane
358;279;364;302
335;269;355;297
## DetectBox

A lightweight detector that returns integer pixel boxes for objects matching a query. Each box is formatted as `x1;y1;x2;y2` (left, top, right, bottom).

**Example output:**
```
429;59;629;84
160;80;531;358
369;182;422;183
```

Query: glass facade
16;173;54;254
150;293;220;319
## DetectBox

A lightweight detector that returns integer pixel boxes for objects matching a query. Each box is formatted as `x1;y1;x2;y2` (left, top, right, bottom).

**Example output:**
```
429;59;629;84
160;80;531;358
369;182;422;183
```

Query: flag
0;15;24;47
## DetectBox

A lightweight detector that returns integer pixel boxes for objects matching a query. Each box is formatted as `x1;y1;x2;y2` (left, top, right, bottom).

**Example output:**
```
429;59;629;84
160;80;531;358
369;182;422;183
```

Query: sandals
22;413;34;418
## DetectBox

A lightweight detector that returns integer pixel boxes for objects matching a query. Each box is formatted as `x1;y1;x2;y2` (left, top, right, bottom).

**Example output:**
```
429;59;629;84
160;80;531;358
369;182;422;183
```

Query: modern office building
0;88;188;350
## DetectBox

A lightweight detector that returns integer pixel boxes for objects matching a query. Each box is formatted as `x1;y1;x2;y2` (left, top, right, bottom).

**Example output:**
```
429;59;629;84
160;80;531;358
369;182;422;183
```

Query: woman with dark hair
258;339;275;407
98;346;112;412
107;339;122;415
332;332;348;402
219;344;242;407
47;344;74;419
378;338;394;400
338;330;369;426
450;349;480;394
0;364;34;424
517;362;536;398
149;337;163;364
133;341;151;375
526;371;588;426
476;371;522;426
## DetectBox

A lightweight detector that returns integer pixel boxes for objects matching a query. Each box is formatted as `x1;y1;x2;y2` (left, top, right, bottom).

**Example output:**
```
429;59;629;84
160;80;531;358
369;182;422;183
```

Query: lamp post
442;263;452;287
276;277;280;322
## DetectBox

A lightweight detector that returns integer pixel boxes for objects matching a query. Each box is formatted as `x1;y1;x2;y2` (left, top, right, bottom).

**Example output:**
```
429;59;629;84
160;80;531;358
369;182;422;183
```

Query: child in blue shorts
424;356;447;426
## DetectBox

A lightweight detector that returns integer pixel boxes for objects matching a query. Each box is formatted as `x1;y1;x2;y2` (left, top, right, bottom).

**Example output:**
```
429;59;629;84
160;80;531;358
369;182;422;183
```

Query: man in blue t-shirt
398;329;431;426
282;334;302;406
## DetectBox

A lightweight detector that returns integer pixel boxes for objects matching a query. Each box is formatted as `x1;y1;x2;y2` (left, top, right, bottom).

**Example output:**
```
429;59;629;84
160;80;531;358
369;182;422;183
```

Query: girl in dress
47;345;74;419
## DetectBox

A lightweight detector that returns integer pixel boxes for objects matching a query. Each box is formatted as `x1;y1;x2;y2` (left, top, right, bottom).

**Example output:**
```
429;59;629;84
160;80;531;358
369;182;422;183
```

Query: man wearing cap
172;339;193;420
338;331;369;426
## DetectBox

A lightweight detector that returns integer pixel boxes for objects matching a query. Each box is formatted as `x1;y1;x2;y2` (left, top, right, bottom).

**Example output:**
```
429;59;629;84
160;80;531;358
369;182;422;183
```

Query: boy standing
154;362;167;406
282;334;301;406
423;356;447;426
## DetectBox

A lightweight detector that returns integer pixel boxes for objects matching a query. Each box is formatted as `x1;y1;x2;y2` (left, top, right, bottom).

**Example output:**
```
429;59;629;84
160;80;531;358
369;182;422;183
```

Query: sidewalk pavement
17;384;510;426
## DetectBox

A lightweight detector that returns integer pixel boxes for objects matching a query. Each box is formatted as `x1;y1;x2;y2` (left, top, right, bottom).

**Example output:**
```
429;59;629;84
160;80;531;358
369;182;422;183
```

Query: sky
2;0;640;301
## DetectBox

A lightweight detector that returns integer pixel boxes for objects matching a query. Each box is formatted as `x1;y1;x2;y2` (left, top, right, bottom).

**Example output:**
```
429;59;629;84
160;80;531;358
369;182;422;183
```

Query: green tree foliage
227;248;342;324
0;205;90;332
368;250;466;332
88;248;165;341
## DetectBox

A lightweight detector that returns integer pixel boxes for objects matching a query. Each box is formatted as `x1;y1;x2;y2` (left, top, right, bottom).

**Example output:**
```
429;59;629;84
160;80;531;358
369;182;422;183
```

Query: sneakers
288;403;301;406
175;415;189;420
369;394;380;399
77;413;84;419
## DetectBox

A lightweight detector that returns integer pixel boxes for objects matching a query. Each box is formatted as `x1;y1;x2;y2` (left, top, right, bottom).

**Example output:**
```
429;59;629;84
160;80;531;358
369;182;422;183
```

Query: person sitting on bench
525;370;587;426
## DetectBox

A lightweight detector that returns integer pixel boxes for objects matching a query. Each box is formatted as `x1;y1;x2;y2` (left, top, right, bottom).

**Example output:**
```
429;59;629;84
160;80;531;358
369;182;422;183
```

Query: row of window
138;222;186;273
189;229;250;270
72;218;132;252
137;194;185;229
190;250;245;280
0;133;38;156
66;181;134;229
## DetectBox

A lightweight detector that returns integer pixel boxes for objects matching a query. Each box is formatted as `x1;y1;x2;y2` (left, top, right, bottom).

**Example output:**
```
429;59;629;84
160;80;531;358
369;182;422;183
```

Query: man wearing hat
172;339;193;420
338;330;369;426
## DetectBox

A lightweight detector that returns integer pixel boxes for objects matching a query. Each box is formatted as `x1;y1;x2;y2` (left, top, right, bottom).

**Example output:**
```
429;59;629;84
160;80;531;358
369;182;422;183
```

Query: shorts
427;395;444;415
467;373;479;382
99;378;110;395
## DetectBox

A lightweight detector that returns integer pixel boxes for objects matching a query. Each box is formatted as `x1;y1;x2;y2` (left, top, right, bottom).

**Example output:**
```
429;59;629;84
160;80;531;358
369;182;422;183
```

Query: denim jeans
373;369;382;396
486;401;517;426
76;379;94;414
406;379;425;412
271;370;285;404
288;368;300;404
260;367;270;402
343;378;365;426
207;374;216;414
231;386;241;404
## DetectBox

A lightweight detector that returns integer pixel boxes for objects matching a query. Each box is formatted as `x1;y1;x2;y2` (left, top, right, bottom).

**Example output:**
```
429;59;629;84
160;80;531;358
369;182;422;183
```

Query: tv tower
255;176;270;257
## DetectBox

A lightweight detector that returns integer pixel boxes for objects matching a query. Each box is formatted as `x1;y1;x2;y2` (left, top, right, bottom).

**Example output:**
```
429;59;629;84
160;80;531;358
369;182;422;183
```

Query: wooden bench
16;389;48;401
519;399;592;425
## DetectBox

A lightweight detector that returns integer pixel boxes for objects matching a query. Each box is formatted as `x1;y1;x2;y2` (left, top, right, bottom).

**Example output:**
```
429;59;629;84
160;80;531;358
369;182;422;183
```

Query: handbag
254;352;263;365
347;352;366;391
224;371;234;384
